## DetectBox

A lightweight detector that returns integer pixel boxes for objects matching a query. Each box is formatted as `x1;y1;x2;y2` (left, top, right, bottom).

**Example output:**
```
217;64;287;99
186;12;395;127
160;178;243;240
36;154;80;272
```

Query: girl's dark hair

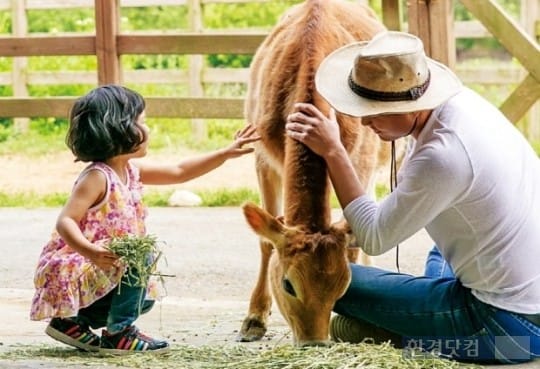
66;84;146;162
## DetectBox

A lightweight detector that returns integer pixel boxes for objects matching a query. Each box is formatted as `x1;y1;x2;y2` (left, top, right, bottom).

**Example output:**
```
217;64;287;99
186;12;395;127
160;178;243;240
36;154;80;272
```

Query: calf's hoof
236;316;267;342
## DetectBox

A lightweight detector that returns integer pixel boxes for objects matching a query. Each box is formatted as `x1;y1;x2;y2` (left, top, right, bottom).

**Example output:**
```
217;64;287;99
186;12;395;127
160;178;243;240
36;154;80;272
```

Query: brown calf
239;0;388;345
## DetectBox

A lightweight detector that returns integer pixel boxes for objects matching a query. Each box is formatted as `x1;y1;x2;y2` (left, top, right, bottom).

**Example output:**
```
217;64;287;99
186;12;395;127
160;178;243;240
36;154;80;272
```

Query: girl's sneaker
99;325;169;354
45;317;100;352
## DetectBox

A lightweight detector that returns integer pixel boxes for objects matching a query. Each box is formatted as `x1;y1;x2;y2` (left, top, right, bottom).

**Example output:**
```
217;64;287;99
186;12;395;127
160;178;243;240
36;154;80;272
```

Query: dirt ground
0;150;259;195
0;154;538;368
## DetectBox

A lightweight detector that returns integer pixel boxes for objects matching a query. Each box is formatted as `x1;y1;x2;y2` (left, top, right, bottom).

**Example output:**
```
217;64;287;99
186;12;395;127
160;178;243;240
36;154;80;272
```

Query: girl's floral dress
30;161;158;321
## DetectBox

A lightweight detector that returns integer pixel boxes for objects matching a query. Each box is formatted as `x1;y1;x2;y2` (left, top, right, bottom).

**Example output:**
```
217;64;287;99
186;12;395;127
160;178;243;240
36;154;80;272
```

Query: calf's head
242;202;355;346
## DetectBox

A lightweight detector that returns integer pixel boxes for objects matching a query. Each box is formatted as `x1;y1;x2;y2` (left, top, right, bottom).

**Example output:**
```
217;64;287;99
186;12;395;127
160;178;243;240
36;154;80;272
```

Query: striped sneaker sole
99;326;170;355
45;324;100;352
99;345;170;355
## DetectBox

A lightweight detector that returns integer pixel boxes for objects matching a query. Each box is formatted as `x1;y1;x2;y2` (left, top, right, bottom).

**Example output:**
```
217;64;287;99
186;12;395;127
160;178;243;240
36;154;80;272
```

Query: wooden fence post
382;0;402;31
408;0;455;69
11;0;29;131
95;0;121;85
188;0;207;142
408;0;431;55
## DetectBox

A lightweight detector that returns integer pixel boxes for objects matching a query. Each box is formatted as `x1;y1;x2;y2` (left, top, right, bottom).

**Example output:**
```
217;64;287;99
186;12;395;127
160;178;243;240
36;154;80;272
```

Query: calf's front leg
237;157;282;342
237;240;274;341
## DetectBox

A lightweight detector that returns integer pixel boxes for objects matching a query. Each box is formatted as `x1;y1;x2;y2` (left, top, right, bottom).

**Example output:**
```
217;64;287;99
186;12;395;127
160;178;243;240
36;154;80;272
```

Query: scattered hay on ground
0;342;482;369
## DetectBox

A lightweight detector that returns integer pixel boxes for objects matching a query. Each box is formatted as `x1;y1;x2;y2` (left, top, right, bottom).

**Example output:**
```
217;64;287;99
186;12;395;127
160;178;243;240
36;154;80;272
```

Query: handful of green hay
107;234;165;289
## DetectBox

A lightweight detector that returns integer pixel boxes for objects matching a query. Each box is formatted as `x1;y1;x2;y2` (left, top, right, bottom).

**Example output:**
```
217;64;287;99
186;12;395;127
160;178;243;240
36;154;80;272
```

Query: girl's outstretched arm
56;169;119;269
136;123;261;185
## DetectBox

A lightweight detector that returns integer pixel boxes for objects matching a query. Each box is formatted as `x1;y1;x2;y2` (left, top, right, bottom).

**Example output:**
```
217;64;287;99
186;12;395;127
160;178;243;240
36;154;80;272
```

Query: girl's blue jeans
334;246;540;364
75;268;154;334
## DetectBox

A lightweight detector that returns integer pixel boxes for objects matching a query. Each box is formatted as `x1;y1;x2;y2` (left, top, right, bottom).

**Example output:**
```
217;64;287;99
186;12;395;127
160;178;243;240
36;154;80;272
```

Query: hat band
348;71;431;102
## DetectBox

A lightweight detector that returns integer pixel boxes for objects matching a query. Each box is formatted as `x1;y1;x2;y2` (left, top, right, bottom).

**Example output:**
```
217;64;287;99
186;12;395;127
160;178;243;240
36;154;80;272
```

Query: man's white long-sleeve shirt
344;87;540;314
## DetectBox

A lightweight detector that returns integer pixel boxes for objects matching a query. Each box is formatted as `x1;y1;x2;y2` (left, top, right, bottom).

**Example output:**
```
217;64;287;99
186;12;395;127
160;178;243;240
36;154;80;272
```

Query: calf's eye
282;277;296;297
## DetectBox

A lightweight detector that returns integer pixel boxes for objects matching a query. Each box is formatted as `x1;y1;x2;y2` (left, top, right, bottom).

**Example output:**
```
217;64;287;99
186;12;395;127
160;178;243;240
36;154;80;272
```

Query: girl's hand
86;244;120;270
285;103;344;159
225;123;261;158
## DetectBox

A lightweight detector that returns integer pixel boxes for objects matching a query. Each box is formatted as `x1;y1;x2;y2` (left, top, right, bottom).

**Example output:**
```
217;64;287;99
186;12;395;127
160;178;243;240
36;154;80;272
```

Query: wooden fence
406;0;539;138
0;0;538;137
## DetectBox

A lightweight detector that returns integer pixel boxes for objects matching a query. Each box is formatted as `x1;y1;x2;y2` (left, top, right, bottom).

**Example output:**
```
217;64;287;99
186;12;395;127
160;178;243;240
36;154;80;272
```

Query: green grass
0;185;392;209
143;187;261;208
0;192;67;207
0;127;67;155
0;188;260;208
198;187;259;207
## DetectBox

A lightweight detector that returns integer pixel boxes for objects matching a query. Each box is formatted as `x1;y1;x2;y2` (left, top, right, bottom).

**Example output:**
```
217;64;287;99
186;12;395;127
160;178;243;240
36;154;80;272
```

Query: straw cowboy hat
315;31;462;117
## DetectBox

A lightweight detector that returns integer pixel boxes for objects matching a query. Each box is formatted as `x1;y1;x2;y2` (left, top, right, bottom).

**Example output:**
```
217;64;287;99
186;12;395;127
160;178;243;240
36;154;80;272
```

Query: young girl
30;84;260;354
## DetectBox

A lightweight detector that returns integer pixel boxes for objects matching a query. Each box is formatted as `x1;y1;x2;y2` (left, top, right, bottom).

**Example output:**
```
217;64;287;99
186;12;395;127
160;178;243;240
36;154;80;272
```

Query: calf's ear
330;218;358;249
330;218;362;264
331;217;351;233
242;202;288;248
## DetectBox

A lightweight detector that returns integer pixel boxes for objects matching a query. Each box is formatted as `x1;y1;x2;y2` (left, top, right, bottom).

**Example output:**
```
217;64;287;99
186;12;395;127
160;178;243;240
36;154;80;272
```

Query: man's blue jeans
76;268;154;334
333;246;540;364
